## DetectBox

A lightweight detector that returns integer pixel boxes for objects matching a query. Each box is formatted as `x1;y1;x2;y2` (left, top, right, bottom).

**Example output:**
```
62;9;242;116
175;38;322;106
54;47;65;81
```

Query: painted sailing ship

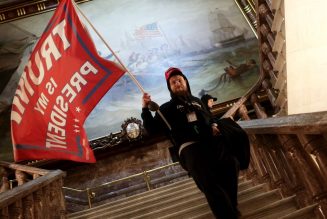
208;9;245;48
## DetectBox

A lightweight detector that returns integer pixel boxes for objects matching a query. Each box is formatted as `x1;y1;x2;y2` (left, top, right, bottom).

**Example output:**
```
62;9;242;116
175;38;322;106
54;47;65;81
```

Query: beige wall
285;0;327;114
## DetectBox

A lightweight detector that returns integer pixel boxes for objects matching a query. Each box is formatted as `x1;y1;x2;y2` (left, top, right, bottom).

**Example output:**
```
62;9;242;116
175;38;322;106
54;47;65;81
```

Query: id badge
187;112;197;122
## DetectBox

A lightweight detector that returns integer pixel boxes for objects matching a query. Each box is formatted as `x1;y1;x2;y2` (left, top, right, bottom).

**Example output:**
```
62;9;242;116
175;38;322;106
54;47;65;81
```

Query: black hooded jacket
142;67;217;159
141;95;213;152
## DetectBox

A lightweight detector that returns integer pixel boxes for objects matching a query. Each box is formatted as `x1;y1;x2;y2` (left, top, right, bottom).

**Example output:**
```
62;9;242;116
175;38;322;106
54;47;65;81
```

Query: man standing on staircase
141;67;240;219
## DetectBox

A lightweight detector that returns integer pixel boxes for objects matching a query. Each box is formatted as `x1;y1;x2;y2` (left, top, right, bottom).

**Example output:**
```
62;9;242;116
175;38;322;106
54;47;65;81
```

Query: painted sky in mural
80;0;259;139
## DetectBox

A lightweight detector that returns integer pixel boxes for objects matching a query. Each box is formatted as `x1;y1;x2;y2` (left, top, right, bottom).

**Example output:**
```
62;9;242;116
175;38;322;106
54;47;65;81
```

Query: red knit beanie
164;67;191;94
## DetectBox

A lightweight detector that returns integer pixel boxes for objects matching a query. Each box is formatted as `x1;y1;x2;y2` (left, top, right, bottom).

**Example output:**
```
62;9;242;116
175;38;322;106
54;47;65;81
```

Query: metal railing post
143;171;151;191
63;162;182;207
86;188;95;208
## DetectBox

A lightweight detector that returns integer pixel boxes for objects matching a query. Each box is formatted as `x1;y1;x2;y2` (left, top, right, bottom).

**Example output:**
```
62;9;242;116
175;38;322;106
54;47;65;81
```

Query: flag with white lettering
10;0;125;163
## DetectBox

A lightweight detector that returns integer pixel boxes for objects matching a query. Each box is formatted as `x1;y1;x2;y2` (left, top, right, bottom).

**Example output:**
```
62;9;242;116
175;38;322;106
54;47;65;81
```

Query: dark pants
179;138;240;219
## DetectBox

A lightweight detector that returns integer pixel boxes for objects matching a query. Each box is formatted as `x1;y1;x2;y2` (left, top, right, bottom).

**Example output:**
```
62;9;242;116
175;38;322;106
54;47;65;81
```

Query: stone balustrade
238;112;327;217
0;161;66;218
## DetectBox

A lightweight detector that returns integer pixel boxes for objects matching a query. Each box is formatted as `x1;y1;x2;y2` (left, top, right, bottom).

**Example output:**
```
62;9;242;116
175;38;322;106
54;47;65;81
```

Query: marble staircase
67;176;318;219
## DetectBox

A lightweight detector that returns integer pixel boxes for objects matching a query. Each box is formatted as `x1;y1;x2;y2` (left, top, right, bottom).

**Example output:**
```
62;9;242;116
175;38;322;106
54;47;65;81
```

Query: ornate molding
89;117;144;150
234;0;258;38
89;131;124;150
0;0;91;24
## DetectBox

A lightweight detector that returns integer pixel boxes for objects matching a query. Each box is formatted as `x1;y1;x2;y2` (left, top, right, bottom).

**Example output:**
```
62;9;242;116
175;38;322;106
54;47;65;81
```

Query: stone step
65;168;318;219
154;188;283;219
192;194;303;219
280;204;319;219
242;195;298;219
68;176;308;219
188;210;215;219
68;178;254;219
238;183;268;202
87;180;257;219
90;187;204;219
158;202;212;219
238;180;255;192
114;194;207;219
91;185;281;219
239;189;282;214
67;178;196;218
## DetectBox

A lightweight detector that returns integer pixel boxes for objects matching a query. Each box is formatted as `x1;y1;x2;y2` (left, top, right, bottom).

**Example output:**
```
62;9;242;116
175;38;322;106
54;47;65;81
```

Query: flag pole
72;0;146;94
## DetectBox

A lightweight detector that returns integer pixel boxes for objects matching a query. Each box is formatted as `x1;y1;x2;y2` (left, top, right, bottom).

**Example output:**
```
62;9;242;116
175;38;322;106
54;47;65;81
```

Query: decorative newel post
297;134;327;184
238;104;251;120
279;134;327;215
250;93;268;119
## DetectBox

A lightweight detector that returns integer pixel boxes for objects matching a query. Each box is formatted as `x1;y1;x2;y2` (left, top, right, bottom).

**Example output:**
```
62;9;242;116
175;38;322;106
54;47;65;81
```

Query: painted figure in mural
141;67;240;219
218;59;257;85
201;94;217;115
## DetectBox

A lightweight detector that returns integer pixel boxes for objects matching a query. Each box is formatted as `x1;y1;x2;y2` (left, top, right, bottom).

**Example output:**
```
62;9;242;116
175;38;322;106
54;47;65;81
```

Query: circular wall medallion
121;117;143;141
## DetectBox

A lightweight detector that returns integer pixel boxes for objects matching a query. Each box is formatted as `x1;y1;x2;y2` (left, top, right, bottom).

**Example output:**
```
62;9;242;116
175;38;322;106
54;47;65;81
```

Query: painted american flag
134;22;162;39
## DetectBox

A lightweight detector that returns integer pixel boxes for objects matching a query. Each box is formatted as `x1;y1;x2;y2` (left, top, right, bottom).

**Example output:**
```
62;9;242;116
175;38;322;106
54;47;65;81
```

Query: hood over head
164;67;191;96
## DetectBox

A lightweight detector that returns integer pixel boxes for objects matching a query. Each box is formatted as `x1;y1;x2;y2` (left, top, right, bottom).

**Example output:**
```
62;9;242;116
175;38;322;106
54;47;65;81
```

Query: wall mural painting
84;0;259;140
0;23;38;161
0;0;258;160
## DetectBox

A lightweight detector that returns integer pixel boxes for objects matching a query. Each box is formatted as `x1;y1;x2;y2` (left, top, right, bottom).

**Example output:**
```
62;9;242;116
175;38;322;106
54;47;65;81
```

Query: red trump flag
10;0;125;163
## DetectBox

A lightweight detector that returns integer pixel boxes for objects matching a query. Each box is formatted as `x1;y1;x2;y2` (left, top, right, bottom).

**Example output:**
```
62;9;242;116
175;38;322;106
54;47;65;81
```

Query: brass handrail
62;187;84;192
62;162;181;208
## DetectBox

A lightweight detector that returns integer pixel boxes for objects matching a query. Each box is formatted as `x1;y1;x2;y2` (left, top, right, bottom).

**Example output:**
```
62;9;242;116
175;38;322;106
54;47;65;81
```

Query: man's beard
172;89;190;98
